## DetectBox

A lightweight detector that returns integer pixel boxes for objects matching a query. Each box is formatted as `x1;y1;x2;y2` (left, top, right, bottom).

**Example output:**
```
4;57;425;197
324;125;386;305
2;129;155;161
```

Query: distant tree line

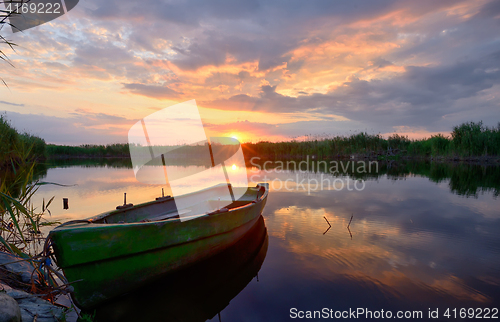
46;143;130;158
1;115;499;163
243;121;500;160
0;115;46;168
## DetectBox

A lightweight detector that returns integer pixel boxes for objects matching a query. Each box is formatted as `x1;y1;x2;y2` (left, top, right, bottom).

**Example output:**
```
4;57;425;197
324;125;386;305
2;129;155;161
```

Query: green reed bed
0;115;54;256
42;121;500;161
1;115;84;319
0;165;56;257
243;121;500;160
0;114;46;164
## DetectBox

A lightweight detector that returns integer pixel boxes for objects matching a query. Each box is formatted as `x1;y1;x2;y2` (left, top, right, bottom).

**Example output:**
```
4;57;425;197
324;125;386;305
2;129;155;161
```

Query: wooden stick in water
347;214;353;228
324;216;331;228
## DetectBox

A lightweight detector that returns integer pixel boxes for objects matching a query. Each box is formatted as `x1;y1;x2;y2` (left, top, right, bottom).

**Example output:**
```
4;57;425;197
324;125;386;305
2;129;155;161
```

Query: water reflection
32;160;500;320
254;181;500;319
93;216;268;322
39;159;500;198
247;159;500;198
46;158;132;169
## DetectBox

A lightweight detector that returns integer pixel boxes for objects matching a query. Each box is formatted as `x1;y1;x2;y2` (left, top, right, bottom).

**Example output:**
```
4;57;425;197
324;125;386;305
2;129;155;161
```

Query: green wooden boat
48;183;269;309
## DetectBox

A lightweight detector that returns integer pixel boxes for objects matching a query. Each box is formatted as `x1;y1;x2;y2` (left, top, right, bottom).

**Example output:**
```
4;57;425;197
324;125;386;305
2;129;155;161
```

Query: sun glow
225;132;251;143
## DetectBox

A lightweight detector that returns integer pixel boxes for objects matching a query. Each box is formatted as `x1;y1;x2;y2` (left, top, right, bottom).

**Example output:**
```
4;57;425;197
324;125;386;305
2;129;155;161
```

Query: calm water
34;160;500;321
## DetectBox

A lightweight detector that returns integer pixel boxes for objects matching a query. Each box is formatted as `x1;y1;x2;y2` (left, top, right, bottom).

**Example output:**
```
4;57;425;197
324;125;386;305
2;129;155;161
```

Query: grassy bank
243;121;500;161
0;115;77;319
42;120;500;162
0;115;55;257
0;115;46;168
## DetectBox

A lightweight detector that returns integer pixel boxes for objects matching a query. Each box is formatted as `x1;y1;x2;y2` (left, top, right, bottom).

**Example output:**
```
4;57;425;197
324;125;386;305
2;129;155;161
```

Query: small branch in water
347;215;353;228
347;225;353;240
323;216;332;235
347;214;353;240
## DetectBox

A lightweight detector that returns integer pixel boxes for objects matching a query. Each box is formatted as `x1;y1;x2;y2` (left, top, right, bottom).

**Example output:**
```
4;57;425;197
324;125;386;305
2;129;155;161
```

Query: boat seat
148;209;191;221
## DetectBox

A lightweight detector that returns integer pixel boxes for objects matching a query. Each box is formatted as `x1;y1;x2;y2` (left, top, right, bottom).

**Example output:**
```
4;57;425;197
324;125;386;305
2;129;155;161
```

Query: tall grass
451;121;500;157
0;115;55;256
0;114;46;166
0;163;57;257
406;134;452;157
242;121;500;159
243;132;389;159
41;120;500;161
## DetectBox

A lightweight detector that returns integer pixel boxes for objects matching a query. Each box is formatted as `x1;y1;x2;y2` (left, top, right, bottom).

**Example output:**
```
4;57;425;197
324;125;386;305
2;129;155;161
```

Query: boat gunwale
52;183;269;230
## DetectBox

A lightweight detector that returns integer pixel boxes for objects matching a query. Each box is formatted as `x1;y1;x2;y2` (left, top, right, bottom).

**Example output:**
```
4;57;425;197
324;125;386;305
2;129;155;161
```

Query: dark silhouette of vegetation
42;121;500;162
243;121;500;160
0;114;46;168
3;114;498;163
46;143;130;158
0;115;56;257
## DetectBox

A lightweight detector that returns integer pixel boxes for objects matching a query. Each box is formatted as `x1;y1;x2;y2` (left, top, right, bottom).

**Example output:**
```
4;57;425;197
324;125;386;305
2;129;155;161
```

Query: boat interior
91;184;266;224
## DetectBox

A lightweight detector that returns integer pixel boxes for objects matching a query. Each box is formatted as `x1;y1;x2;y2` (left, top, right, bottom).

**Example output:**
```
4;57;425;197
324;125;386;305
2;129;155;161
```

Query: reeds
243;121;500;159
40;121;500;161
0;114;46;166
451;121;500;157
46;143;130;158
0;163;57;257
243;132;389;159
0;115;55;257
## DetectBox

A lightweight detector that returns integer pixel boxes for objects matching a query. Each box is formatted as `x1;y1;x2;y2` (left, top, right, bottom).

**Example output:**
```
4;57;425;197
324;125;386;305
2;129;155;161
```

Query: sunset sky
1;0;499;144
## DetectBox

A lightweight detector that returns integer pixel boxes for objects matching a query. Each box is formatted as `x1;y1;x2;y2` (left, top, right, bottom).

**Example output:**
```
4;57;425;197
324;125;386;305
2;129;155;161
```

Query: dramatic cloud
203;50;500;133
122;83;183;100
1;0;499;142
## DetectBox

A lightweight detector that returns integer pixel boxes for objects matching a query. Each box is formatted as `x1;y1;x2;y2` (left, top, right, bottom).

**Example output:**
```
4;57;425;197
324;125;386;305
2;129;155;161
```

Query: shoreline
244;154;500;166
44;154;500;167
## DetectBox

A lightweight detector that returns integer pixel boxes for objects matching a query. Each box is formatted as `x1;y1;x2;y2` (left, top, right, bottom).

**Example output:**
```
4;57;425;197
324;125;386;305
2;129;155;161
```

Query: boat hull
94;215;269;322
